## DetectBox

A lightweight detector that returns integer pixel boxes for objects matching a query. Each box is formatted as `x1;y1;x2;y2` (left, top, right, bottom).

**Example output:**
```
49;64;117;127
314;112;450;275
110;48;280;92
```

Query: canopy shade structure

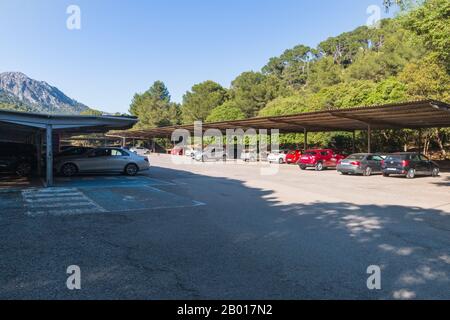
0;110;137;136
109;100;450;139
0;110;138;187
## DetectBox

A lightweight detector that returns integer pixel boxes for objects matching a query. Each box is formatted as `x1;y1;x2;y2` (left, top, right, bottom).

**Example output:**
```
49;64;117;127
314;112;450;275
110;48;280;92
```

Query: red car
299;149;346;171
285;150;302;164
170;147;184;156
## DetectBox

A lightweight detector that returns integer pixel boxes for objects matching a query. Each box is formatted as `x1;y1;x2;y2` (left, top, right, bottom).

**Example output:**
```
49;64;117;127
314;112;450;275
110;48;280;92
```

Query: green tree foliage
259;94;322;117
0;102;33;112
263;45;317;88
206;101;246;123
80;108;103;116
227;72;284;118
318;26;373;66
400;0;450;70
181;81;228;123
343;20;425;82
129;81;180;129
398;55;450;101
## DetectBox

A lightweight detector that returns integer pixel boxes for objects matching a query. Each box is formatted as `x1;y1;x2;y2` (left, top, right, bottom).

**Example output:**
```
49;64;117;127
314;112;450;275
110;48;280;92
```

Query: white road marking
22;188;106;217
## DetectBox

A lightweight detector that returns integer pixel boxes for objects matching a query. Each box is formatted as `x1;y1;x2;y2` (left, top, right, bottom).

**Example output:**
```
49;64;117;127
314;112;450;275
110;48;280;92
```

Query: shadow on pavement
0;165;448;300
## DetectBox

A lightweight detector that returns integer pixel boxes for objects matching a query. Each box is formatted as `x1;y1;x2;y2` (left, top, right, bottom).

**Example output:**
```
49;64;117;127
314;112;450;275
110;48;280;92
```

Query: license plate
387;168;397;171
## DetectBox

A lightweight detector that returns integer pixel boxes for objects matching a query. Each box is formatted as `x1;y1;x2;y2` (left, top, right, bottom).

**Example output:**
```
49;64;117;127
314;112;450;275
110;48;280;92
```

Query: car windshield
346;155;366;160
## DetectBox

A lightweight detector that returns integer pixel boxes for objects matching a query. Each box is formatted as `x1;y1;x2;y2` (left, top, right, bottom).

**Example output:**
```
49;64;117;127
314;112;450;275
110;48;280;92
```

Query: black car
0;142;36;176
382;153;440;179
337;153;386;176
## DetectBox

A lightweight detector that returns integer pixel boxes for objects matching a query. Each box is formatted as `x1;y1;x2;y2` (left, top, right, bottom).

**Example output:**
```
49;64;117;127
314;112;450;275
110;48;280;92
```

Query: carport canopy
0;110;137;187
109;99;450;152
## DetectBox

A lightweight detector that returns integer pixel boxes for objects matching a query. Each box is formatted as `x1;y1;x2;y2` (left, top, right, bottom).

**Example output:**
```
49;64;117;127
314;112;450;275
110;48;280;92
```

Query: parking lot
0;154;449;299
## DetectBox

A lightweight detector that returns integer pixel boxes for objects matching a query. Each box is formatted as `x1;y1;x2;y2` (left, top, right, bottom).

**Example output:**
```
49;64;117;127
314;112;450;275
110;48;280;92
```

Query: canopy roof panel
0;110;137;135
109;100;450;139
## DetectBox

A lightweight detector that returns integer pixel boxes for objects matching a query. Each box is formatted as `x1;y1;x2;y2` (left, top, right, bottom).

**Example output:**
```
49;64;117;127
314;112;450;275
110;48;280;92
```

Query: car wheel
406;168;416;179
299;164;307;170
382;173;390;177
61;163;78;177
16;162;32;177
363;167;372;177
125;163;139;176
315;162;324;171
432;167;440;177
278;158;284;164
339;171;348;175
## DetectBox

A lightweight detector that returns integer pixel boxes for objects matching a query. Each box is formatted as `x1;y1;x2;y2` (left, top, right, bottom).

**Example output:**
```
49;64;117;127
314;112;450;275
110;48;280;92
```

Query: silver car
55;147;150;177
130;146;151;156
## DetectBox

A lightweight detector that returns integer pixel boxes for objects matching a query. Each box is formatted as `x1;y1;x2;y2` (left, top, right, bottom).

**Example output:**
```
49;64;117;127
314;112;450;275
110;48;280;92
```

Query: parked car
0;142;36;176
55;146;93;159
381;152;440;179
194;148;226;162
286;150;302;164
337;153;386;176
299;149;346;171
170;147;184;156
130;146;151;156
267;150;288;164
241;149;258;162
185;148;195;158
55;147;150;177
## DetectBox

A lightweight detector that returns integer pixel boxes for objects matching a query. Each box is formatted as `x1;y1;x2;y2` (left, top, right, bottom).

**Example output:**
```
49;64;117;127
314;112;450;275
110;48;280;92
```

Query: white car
241;150;259;162
130;146;151;156
267;151;287;164
185;148;195;158
194;149;226;162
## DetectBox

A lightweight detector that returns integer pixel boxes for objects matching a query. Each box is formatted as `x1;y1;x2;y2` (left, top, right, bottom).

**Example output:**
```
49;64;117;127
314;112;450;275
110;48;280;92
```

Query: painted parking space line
21;178;206;217
78;185;207;213
22;188;106;217
54;176;176;188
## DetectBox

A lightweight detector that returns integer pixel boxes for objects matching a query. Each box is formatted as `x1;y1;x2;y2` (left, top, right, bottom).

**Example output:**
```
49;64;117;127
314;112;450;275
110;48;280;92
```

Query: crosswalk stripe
23;192;82;198
24;196;88;203
27;207;105;217
25;202;95;209
21;187;107;217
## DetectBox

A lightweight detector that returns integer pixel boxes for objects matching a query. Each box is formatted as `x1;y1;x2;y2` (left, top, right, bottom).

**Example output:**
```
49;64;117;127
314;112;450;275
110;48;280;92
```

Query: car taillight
381;160;385;166
350;161;361;166
402;160;410;167
337;160;342;165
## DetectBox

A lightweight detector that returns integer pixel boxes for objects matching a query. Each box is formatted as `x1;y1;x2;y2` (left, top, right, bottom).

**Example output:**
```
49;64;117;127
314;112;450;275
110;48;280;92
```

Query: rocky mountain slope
0;72;88;114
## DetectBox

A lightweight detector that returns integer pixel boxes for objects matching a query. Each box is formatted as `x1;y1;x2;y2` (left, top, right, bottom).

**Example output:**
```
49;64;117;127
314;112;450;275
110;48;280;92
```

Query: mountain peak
0;72;88;114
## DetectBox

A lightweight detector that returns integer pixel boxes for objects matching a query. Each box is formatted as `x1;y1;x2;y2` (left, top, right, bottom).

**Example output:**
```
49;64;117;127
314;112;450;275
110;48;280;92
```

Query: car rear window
347;155;365;160
385;155;406;161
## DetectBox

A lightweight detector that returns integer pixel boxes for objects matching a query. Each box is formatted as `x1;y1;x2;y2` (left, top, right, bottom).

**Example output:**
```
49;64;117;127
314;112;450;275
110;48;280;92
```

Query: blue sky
0;0;396;113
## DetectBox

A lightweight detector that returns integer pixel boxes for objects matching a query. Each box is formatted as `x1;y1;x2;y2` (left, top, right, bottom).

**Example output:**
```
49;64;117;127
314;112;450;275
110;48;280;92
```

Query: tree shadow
0;164;449;300
433;176;450;187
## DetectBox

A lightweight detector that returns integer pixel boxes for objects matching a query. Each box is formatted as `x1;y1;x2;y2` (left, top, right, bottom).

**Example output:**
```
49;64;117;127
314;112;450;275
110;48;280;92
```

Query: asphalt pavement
0;154;449;299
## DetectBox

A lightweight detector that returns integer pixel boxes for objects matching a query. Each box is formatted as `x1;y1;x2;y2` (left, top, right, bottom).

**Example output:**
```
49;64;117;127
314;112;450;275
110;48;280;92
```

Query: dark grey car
337;153;385;176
